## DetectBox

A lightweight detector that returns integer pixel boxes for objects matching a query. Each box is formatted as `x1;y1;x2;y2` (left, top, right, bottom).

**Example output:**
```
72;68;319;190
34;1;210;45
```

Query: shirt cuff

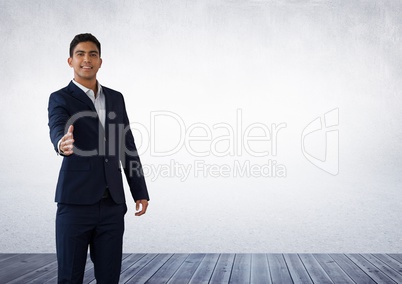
57;138;63;155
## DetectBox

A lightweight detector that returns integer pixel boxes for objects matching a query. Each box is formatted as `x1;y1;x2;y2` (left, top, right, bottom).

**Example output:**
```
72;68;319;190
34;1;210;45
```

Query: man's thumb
68;125;74;134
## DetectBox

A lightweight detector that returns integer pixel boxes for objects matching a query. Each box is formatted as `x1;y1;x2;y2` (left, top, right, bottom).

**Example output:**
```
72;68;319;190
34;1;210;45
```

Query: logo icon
301;108;339;175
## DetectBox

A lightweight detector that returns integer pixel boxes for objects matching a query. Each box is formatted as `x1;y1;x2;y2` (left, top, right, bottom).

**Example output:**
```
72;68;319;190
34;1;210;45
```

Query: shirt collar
72;79;102;98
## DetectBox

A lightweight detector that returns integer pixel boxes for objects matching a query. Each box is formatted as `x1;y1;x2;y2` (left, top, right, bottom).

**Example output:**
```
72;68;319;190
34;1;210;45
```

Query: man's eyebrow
74;50;99;54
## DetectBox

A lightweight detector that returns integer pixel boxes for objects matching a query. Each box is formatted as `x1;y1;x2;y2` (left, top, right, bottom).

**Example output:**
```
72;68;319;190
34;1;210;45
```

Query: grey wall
1;0;402;253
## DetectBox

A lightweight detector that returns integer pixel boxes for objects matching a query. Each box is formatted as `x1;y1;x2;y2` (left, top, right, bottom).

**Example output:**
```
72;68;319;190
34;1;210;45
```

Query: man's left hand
135;200;149;216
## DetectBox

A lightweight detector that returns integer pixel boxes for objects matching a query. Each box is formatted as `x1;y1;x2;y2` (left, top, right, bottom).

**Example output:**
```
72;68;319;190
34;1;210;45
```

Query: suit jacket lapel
103;87;114;136
103;87;115;152
103;87;113;117
67;81;96;112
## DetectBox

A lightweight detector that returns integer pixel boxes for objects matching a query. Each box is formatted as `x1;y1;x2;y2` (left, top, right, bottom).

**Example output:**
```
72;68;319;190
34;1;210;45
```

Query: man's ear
99;58;102;68
67;57;73;67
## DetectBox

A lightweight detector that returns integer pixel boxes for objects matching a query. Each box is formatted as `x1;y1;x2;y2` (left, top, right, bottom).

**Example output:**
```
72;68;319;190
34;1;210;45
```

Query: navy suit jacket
48;81;149;205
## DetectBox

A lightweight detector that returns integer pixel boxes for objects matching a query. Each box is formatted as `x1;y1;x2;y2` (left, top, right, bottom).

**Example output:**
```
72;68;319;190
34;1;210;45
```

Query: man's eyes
76;53;98;57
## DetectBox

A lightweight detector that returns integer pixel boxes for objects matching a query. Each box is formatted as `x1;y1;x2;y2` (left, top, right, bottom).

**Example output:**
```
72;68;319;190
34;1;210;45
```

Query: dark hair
69;33;101;57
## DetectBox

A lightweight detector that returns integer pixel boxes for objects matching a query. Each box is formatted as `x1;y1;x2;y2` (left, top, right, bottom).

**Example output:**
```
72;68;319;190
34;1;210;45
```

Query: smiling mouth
81;66;93;69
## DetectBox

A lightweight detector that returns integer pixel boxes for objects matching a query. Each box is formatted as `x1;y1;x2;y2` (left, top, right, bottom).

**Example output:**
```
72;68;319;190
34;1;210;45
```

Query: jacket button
105;159;108;162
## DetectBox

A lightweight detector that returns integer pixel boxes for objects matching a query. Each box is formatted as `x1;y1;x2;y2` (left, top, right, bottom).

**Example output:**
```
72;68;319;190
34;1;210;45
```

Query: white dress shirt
57;80;106;153
72;79;106;128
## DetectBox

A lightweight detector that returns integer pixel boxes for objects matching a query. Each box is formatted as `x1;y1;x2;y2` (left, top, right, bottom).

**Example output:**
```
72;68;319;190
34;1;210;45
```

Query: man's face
68;41;102;82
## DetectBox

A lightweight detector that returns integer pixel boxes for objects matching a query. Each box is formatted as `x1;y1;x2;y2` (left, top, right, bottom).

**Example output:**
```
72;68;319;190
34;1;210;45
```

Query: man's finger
135;209;146;216
68;125;74;134
65;138;74;144
135;200;148;216
61;127;75;155
63;149;74;156
64;142;74;150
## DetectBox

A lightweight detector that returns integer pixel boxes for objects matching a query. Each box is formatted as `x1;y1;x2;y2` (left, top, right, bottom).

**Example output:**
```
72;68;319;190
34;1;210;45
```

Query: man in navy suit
48;33;149;283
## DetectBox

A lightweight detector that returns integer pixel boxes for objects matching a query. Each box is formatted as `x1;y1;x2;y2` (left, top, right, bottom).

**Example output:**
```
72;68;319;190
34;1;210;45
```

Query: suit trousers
56;197;127;284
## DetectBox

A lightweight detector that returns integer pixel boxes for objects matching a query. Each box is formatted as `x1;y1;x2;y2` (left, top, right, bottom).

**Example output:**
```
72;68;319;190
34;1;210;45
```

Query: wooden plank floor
1;253;402;283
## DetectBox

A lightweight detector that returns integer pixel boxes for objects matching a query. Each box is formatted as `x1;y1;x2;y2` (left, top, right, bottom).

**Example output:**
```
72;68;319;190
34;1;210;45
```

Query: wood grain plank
267;254;293;284
120;254;147;272
374;254;402;274
388;254;402;264
27;265;58;284
251;254;272;284
330;254;376;284
348;254;402;283
125;254;173;284
7;260;57;284
167;253;205;284
146;253;188;284
0;254;18;262
87;254;138;283
298;254;333;283
360;254;402;283
27;263;58;284
41;256;94;284
229;254;251;284
346;254;396;283
0;254;37;272
0;254;55;283
283;254;313;284
42;272;61;283
313;254;354;284
189;253;220;284
120;253;158;283
209;253;235;284
3;253;402;283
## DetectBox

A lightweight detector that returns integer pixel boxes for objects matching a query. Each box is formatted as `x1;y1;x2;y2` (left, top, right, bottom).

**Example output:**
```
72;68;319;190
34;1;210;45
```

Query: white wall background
1;0;402;253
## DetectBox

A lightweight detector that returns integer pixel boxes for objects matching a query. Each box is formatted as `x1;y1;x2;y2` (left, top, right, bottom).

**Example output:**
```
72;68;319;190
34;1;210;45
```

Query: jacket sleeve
48;92;69;155
119;94;150;202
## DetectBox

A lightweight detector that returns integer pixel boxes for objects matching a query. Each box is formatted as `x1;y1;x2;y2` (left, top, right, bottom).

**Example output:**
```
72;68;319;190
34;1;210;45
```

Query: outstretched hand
135;200;149;216
60;125;74;156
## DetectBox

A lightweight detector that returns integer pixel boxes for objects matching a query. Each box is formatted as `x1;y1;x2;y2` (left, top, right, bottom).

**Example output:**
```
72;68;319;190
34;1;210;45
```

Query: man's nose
84;54;91;62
